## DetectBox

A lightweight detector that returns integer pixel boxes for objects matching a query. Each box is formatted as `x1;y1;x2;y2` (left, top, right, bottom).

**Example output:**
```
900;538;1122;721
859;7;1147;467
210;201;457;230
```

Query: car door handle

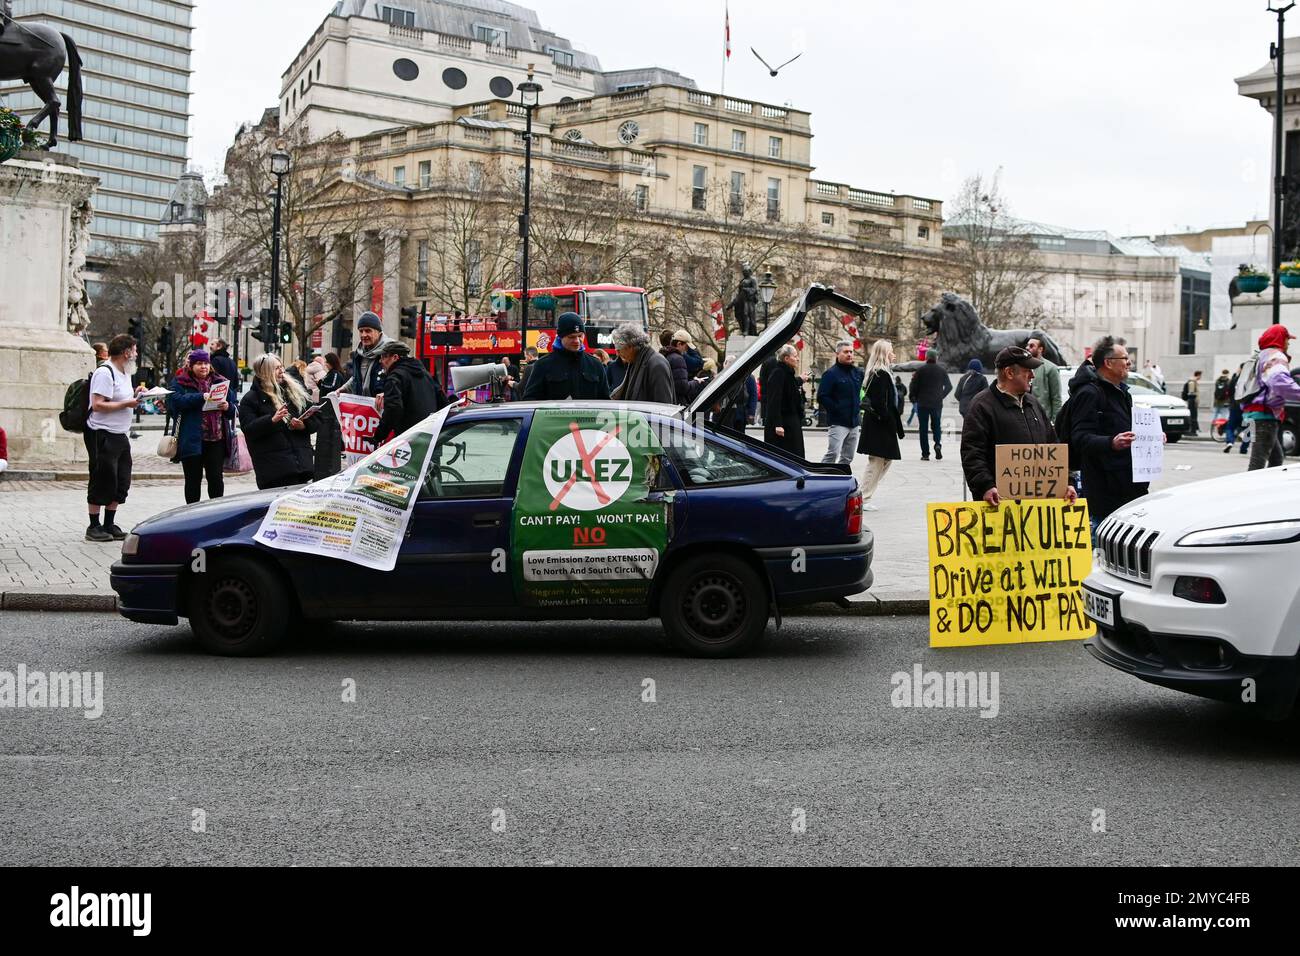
472;514;502;528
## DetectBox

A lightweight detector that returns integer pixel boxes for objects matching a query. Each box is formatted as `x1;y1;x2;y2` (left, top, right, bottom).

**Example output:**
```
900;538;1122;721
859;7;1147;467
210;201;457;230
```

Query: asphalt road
2;611;1299;866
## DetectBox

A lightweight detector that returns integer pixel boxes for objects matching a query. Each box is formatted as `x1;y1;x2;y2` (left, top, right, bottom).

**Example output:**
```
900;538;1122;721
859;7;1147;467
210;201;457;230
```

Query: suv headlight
1176;520;1300;547
122;533;141;557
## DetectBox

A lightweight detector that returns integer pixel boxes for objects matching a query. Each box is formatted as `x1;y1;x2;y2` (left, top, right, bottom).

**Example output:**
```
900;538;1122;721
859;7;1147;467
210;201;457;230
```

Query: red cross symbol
548;422;621;512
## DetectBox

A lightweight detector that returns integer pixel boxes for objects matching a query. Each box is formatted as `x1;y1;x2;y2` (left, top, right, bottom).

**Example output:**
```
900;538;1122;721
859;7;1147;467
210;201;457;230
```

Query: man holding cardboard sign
960;346;1077;507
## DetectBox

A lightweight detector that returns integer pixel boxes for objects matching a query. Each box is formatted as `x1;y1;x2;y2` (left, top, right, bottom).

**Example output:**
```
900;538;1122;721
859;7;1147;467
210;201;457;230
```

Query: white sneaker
863;503;879;511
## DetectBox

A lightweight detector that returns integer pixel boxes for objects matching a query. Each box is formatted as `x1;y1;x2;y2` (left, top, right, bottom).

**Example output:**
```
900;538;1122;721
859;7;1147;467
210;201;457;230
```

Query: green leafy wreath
0;106;46;162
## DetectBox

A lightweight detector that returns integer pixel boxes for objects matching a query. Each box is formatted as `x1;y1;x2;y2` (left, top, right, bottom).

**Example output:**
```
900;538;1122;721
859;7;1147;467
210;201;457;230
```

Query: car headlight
122;533;141;557
1176;520;1300;547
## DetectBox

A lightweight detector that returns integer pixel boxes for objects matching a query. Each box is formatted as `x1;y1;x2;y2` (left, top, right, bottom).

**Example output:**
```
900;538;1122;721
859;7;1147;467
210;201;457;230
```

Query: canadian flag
710;300;726;341
191;310;215;347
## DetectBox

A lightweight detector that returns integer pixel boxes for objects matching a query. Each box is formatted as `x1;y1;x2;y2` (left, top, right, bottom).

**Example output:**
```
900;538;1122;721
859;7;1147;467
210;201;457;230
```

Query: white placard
1131;407;1164;483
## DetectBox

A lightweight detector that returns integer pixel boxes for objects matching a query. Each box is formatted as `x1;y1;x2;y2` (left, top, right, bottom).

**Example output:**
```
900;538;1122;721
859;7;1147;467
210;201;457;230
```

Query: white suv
1083;466;1300;719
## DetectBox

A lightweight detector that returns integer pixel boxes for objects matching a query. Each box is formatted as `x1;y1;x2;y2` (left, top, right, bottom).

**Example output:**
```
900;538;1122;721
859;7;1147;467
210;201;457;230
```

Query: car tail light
846;491;863;536
1172;576;1225;604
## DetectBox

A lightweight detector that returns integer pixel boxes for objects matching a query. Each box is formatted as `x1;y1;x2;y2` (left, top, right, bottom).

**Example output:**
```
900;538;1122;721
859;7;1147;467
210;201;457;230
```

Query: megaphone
451;362;508;393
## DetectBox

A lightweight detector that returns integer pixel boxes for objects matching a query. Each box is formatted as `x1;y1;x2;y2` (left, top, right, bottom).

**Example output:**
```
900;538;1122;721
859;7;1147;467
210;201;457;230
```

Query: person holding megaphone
366;341;449;448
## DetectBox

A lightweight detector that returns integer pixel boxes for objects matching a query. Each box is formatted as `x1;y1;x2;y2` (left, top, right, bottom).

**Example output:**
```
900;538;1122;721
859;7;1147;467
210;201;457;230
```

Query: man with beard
346;311;391;399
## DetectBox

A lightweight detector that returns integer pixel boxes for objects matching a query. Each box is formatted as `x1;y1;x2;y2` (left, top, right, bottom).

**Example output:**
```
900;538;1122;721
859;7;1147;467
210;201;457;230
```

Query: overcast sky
191;0;1276;236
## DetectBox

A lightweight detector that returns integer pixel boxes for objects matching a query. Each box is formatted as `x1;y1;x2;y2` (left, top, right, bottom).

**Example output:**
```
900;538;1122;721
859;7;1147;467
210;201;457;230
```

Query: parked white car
1083;465;1300;718
1059;367;1192;442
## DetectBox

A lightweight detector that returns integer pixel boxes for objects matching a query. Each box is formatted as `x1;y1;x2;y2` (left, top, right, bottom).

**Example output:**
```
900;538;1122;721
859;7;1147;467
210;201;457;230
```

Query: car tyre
660;553;769;657
189;554;290;656
1166;432;1182;444
1283;423;1298;457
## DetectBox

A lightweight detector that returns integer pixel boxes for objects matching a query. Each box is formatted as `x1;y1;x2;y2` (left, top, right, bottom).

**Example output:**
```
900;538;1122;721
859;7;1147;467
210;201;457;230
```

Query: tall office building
0;0;194;280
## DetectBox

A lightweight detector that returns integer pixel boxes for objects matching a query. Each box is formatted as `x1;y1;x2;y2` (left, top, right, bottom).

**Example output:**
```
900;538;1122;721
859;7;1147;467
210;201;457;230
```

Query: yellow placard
927;499;1096;648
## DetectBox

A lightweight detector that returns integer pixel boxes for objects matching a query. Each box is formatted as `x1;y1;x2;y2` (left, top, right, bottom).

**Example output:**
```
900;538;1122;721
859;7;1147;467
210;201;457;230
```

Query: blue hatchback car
110;285;874;657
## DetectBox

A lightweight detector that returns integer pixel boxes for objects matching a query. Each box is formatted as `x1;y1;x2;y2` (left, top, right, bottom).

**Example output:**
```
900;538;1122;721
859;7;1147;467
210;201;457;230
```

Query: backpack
1180;381;1191;401
59;374;93;433
1233;353;1262;405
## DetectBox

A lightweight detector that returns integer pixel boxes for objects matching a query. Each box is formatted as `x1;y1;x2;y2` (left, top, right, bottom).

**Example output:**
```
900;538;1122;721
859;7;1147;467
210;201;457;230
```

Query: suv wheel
660;553;769;657
1283;423;1298;457
188;554;290;656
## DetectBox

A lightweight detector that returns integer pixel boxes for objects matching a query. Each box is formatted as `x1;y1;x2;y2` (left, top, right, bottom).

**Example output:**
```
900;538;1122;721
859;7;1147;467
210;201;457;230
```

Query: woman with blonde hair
855;339;905;510
237;353;318;489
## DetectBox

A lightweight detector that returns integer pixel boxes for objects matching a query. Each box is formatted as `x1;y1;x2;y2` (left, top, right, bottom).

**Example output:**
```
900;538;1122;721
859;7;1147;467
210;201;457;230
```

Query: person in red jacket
0;423;8;474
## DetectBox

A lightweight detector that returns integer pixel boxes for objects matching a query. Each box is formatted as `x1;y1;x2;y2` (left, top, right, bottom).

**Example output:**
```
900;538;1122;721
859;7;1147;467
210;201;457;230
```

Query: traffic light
332;320;352;350
251;308;272;342
128;315;143;343
279;322;293;344
157;325;173;357
400;305;419;340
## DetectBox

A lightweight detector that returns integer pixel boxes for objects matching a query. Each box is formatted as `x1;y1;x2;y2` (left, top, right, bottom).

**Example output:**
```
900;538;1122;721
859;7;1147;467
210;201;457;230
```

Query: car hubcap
1285;430;1297;455
682;572;745;642
207;576;257;640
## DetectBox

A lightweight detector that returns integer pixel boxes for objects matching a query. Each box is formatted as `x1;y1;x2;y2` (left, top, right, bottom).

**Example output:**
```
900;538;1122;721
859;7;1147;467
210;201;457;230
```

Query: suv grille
1096;518;1158;585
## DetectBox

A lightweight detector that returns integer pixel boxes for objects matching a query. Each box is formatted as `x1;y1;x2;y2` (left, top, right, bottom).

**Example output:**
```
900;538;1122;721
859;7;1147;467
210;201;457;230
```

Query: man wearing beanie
1243;324;1300;470
522;312;611;401
347;311;392;398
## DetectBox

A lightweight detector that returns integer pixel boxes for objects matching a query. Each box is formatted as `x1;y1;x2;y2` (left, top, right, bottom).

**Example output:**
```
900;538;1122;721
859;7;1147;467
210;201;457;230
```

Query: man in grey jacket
1026;334;1062;423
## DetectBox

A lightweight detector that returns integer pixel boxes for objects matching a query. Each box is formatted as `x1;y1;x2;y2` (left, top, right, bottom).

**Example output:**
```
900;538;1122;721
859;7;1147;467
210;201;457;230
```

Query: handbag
224;429;253;475
156;416;177;459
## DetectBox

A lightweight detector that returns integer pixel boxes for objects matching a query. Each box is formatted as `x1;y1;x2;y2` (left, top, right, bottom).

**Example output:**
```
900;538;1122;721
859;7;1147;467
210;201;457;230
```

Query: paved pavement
3;612;1297;866
0;426;1264;602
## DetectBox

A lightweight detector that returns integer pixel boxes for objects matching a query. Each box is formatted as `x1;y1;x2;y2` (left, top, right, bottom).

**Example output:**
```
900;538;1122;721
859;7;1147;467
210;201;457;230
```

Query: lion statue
907;292;1067;370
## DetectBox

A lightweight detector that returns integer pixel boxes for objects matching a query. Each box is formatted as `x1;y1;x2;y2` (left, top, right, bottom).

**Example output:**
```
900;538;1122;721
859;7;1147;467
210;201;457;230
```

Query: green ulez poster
513;408;669;608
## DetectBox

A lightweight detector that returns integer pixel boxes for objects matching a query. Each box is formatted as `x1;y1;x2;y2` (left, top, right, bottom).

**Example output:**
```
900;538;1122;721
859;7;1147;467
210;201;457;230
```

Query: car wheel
660;553;769;657
188;554;290;656
1283;424;1299;457
1166;432;1182;444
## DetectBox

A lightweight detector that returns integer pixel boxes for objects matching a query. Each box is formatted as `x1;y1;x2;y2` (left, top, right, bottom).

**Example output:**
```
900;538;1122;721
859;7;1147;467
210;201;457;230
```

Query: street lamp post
759;270;777;329
1270;2;1295;326
516;68;543;355
268;145;291;351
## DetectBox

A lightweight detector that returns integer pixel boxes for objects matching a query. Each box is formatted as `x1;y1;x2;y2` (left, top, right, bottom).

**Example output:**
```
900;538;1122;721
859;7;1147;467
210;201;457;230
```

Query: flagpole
722;1;728;96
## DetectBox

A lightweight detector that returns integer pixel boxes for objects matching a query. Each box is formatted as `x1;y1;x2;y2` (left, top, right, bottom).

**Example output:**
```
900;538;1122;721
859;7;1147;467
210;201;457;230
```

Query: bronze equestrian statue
0;4;83;149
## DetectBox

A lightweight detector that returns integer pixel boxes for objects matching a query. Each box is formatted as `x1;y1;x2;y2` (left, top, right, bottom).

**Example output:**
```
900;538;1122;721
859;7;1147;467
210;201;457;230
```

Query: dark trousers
917;406;943;458
1248;417;1285;470
85;428;132;506
1186;397;1199;434
182;440;226;503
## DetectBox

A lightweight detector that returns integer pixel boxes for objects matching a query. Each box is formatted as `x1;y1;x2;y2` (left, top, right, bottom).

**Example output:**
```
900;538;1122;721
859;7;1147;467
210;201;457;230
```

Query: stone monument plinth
0;150;97;465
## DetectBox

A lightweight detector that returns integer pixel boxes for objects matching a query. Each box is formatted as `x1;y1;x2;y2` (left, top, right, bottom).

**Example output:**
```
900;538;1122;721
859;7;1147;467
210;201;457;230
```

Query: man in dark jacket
817;340;865;465
368;342;447;445
961;346;1076;505
660;329;701;405
912;353;953;461
210;339;239;391
1067;336;1150;530
347;312;391;398
522;312;611;401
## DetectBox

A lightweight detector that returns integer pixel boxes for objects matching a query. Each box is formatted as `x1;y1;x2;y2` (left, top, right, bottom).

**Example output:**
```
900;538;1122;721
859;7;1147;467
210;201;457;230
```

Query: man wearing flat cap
521;312;611;401
960;346;1076;507
367;340;448;446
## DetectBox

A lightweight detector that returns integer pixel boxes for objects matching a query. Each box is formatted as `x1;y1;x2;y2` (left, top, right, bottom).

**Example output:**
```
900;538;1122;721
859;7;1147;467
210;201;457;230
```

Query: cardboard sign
927;499;1096;647
995;443;1069;500
1131;407;1164;483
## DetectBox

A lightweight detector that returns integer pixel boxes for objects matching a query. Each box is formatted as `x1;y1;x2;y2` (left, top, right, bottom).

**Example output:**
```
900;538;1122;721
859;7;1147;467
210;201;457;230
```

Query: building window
380;7;416;28
729;171;744;215
766;178;780;221
467;240;483;292
393;166;406;187
731;129;746;152
419;160;432;188
635;184;649;211
468;161;483;191
316;60;321;79
474;24;508;48
417;239;429;296
822;211;834;226
550;48;574;67
693;122;708;147
692;166;707;211
918;225;930;240
769;136;782;159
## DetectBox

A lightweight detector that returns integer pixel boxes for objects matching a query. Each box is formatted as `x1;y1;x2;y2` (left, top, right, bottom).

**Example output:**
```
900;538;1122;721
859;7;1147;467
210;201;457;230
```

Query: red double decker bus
504;284;649;352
